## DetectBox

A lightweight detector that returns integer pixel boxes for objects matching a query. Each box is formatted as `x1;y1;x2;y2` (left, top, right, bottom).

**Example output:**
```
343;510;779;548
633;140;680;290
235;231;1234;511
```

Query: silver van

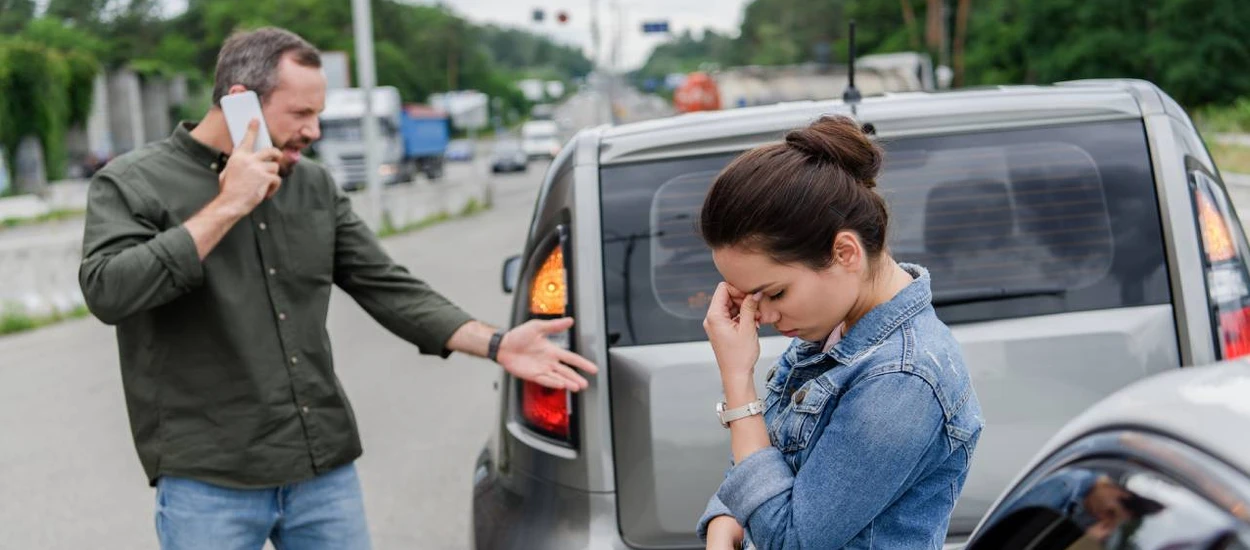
472;79;1250;548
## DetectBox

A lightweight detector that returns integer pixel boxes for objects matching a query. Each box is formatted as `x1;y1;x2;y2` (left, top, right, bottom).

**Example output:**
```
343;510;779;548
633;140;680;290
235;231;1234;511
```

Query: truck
316;86;449;191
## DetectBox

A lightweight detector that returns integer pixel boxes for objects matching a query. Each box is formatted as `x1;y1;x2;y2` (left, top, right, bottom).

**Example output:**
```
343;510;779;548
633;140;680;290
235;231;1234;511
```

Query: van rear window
599;120;1171;347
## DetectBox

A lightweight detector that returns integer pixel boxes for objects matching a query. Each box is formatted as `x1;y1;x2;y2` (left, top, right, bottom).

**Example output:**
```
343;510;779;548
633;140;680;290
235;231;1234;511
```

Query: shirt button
268;267;277;276
278;312;287;321
301;406;310;414
793;389;807;405
259;222;268;231
210;162;218;171
290;356;299;364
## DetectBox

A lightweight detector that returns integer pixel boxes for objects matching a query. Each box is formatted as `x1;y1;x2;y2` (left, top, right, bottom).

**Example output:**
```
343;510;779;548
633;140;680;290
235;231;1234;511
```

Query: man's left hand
497;318;599;391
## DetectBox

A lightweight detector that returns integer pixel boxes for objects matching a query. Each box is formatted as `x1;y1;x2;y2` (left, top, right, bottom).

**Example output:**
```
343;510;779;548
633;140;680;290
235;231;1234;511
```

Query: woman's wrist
708;515;744;542
721;373;758;408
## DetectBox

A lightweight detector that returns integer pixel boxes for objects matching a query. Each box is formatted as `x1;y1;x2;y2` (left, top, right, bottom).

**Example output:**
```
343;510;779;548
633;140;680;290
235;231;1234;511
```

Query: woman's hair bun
783;115;883;188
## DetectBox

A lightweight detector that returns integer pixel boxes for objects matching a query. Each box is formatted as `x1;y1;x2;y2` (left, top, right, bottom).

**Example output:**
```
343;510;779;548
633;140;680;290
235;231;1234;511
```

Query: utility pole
590;0;601;68
351;0;383;228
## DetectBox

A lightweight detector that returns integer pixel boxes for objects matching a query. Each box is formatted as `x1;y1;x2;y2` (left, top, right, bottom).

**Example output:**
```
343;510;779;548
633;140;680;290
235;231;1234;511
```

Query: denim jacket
697;264;983;550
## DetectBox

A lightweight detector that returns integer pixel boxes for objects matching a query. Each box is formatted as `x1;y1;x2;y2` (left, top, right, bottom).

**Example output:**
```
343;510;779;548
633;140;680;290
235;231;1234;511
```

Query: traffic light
532;8;545;22
557;11;569;24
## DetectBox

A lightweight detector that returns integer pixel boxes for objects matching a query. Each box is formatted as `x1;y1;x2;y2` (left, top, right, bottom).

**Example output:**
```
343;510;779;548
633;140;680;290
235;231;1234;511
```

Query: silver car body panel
610;304;1179;546
474;79;1224;549
597;86;1144;166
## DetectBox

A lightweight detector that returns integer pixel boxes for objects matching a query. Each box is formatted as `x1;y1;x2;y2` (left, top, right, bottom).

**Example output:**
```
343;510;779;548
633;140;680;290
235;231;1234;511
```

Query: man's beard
276;137;311;177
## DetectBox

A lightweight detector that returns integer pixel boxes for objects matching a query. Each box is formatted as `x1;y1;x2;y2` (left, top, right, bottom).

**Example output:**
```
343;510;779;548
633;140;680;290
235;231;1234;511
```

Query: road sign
641;21;669;34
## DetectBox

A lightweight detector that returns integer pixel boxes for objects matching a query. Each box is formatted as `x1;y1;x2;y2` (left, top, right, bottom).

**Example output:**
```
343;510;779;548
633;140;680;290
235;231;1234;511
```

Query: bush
0;38;91;184
1195;98;1250;134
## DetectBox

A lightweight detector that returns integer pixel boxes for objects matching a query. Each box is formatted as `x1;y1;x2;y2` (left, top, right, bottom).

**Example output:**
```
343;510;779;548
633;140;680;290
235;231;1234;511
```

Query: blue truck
318;86;451;190
400;104;450;181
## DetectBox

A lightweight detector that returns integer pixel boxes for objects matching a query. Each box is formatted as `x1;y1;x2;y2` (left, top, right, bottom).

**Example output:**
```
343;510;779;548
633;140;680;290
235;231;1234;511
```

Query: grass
0;304;91;337
0;208;85;230
376;198;489;239
1210;142;1250;175
1195;98;1250;134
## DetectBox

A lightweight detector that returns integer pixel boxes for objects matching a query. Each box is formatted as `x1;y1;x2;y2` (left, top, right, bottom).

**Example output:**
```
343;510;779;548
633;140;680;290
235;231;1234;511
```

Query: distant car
964;360;1250;549
490;141;528;173
520;120;562;160
446;139;475;162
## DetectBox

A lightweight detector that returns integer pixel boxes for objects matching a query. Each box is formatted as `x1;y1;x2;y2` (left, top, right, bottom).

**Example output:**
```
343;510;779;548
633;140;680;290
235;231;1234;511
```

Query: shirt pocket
280;209;335;279
772;377;839;455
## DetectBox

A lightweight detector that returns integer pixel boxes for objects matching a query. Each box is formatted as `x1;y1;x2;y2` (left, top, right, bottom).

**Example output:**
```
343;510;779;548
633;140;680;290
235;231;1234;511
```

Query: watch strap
487;329;506;363
717;399;765;428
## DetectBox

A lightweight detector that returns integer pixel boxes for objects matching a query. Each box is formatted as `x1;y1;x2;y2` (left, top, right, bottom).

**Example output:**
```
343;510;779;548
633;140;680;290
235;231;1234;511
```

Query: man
78;27;597;549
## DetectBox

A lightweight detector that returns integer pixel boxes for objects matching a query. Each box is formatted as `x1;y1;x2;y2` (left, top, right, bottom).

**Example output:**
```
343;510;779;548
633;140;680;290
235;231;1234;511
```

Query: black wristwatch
487;329;507;363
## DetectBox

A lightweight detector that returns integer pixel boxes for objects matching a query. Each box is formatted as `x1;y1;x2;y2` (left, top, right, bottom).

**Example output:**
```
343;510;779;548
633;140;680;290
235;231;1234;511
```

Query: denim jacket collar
822;263;932;364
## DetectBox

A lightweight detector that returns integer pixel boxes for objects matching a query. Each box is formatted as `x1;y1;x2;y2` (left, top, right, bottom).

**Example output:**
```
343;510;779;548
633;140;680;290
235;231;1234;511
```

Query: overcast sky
149;0;749;71
431;0;750;70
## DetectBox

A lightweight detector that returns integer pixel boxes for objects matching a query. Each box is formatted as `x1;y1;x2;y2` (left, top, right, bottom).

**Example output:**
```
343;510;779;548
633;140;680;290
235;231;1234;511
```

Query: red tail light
1217;307;1250;359
522;382;571;439
518;229;574;443
1191;171;1250;360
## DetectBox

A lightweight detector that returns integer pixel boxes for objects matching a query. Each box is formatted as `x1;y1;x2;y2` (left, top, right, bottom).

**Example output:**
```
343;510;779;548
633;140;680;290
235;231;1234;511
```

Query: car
964;359;1250;549
520;120;562;160
446;139;475;162
490;140;528;173
472;78;1250;549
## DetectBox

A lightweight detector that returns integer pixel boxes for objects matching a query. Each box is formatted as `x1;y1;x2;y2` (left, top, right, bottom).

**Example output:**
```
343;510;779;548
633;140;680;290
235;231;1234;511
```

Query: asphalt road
0;161;549;550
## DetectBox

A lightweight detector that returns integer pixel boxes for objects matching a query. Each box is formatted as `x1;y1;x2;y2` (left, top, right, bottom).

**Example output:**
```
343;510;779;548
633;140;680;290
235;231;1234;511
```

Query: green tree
0;40;72;181
0;0;35;34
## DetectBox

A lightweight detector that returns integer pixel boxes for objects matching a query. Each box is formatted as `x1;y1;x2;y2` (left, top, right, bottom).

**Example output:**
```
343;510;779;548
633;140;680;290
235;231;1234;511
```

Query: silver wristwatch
716;399;765;428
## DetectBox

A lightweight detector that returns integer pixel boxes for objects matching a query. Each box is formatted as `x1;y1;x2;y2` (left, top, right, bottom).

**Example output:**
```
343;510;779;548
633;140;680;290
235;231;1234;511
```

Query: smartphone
220;90;274;152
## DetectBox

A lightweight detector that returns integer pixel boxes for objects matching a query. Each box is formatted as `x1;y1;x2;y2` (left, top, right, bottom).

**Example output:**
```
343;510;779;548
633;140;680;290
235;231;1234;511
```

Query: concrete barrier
0;179;90;223
349;167;491;230
0;171;493;319
0;238;84;318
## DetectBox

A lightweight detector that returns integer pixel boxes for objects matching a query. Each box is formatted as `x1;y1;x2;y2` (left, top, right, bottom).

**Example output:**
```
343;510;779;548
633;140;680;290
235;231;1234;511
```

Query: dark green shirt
79;123;473;488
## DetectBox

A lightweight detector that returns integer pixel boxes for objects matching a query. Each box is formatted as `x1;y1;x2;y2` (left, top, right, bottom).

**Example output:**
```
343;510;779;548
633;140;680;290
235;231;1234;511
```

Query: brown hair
699;115;888;271
212;27;322;106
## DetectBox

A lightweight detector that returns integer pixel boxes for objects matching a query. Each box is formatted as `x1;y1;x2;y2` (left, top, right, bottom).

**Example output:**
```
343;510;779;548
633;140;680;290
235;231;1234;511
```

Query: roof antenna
843;20;862;110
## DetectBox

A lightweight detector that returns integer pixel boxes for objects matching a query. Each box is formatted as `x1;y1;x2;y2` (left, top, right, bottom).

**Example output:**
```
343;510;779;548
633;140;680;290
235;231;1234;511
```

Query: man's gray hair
211;27;322;106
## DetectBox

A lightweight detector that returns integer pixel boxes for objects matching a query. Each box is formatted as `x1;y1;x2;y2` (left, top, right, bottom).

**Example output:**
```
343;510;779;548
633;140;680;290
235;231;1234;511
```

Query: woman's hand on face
704;282;762;382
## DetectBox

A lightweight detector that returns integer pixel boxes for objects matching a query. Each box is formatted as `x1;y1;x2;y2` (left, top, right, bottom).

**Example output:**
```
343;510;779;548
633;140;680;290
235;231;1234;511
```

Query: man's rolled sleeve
147;224;204;290
417;307;475;358
79;173;207;324
716;447;795;522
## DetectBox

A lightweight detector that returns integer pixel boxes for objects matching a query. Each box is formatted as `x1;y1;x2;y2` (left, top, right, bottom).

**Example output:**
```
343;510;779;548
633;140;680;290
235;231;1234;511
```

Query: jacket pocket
774;377;838;454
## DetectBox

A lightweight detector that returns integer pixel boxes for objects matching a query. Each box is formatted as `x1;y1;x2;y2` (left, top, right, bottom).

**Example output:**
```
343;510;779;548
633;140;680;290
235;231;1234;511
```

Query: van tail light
522;382;571;439
518;228;575;444
529;247;567;316
1191;172;1250;360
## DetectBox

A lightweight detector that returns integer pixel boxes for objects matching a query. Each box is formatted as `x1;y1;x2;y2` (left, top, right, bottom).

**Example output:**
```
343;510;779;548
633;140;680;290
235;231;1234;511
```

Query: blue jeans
154;463;371;550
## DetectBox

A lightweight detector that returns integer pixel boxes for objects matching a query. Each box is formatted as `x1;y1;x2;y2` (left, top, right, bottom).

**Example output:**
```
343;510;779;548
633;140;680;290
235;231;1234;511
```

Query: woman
696;115;983;549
